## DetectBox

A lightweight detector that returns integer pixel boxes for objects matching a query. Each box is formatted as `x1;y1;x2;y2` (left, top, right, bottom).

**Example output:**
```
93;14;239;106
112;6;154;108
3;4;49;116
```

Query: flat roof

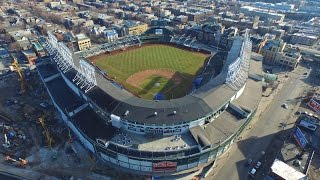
110;129;197;152
280;138;310;173
76;33;89;40
271;159;307;180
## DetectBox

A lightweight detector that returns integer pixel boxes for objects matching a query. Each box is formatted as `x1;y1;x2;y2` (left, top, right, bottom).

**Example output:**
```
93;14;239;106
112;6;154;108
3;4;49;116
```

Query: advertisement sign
152;161;177;172
307;98;320;114
293;127;308;149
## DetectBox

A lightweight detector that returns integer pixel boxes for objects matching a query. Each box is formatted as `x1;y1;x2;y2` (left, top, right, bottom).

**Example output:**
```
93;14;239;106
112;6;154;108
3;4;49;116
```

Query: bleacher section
78;35;141;58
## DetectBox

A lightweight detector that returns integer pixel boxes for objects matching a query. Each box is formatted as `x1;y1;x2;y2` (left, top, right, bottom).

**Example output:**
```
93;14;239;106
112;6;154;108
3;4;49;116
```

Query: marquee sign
152;161;177;172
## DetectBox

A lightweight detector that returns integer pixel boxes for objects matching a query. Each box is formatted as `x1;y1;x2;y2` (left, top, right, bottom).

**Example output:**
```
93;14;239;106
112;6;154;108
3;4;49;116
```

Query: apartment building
76;33;91;51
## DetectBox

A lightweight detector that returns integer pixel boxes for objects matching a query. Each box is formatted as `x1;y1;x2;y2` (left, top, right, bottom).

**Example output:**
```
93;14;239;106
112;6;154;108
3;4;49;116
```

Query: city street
211;64;312;180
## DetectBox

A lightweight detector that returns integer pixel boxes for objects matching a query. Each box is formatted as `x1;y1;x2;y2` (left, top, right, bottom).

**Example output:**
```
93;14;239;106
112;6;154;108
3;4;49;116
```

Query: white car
249;168;256;178
282;103;288;109
255;161;262;169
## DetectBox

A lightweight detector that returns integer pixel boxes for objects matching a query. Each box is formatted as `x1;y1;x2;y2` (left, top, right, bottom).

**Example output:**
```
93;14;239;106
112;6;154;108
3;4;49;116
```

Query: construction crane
10;55;27;94
5;155;28;167
38;117;54;148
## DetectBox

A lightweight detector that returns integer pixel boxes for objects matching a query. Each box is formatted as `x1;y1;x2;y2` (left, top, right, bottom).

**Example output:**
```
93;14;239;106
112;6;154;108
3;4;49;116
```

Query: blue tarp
154;93;165;100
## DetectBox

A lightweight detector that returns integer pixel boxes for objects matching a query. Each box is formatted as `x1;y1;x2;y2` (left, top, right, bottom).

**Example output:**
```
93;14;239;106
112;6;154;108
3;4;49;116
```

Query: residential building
277;46;302;69
219;27;238;49
260;39;286;65
32;42;46;57
76;33;91;51
0;48;10;59
22;49;37;64
122;20;148;36
188;23;224;46
105;29;118;42
290;33;319;46
261;40;301;69
240;6;285;23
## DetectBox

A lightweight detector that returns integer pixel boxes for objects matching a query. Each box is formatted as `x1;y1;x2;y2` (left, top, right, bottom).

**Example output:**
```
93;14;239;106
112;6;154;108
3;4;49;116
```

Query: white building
105;29;118;42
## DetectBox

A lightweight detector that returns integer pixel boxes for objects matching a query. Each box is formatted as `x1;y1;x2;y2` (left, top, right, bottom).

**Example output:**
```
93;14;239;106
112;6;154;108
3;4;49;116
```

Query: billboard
155;29;163;35
307;98;320;114
292;127;308;149
152;161;177;172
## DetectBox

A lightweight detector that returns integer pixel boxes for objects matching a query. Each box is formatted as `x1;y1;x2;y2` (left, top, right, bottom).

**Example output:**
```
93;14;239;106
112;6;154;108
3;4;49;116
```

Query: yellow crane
10;55;27;94
38;117;54;148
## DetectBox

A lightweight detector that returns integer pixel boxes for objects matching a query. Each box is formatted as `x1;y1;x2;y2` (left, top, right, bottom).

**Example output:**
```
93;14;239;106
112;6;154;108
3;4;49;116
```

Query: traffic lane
214;68;305;180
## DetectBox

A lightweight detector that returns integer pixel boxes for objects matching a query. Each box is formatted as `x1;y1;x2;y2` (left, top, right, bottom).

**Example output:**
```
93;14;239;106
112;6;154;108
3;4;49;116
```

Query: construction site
0;55;141;179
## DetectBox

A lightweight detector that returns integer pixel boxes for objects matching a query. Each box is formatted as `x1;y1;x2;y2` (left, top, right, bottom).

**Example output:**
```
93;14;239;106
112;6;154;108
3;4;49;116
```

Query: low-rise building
290;33;319;46
32;42;46;57
76;33;91;51
240;6;285;23
188;23;225;46
105;29;118;42
277;46;302;69
0;48;10;59
22;49;37;64
260;39;286;65
122;20;148;36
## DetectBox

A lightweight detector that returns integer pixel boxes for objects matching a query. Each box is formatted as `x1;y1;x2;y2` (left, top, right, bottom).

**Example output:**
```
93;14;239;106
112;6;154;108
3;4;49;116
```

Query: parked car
246;158;253;166
248;168;256;179
282;103;288;109
255;161;262;169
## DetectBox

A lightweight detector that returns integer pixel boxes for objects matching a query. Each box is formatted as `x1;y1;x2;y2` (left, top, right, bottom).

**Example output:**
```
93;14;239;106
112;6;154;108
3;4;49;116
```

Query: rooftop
279;138;310;173
271;159;307;180
76;33;89;41
110;129;197;152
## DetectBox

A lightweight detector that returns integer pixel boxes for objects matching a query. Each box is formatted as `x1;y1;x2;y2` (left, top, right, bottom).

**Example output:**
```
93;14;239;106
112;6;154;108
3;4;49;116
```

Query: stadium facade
36;28;262;176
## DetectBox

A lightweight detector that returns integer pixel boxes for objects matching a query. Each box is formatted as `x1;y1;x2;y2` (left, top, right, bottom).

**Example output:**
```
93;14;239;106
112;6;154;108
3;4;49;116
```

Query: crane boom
10;55;27;94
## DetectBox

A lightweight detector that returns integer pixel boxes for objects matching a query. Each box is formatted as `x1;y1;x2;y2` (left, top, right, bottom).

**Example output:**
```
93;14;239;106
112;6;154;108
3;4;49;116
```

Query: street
211;64;312;180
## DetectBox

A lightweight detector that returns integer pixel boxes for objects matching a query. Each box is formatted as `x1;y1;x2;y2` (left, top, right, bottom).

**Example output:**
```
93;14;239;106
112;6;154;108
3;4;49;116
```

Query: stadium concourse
36;27;262;176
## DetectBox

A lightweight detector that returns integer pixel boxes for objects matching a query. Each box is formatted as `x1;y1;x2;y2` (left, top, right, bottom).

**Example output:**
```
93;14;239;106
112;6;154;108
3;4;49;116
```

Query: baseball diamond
90;44;209;99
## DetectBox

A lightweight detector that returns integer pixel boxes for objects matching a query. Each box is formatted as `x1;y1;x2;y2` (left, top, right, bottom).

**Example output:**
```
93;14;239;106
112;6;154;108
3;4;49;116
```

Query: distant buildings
290;33;319;46
76;33;91;51
188;23;224;46
253;2;294;12
240;6;285;23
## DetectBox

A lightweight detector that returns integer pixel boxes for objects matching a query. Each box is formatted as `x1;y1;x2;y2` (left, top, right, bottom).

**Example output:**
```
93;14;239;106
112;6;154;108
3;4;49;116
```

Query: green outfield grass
93;44;209;99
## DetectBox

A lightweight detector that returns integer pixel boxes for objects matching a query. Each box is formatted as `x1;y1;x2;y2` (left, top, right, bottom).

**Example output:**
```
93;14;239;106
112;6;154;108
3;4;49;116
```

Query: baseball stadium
36;27;262;177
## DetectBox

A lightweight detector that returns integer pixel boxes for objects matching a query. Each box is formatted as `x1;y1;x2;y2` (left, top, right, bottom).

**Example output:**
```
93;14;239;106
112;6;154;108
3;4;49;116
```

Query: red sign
307;98;320;114
152;161;177;172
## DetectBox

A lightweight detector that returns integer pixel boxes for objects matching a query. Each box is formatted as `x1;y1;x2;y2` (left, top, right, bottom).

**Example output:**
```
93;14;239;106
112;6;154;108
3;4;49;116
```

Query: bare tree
8;42;22;51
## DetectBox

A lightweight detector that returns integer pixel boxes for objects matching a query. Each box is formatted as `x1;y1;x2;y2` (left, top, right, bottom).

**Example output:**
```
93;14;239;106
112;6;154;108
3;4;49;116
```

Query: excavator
5;155;28;167
10;54;27;94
